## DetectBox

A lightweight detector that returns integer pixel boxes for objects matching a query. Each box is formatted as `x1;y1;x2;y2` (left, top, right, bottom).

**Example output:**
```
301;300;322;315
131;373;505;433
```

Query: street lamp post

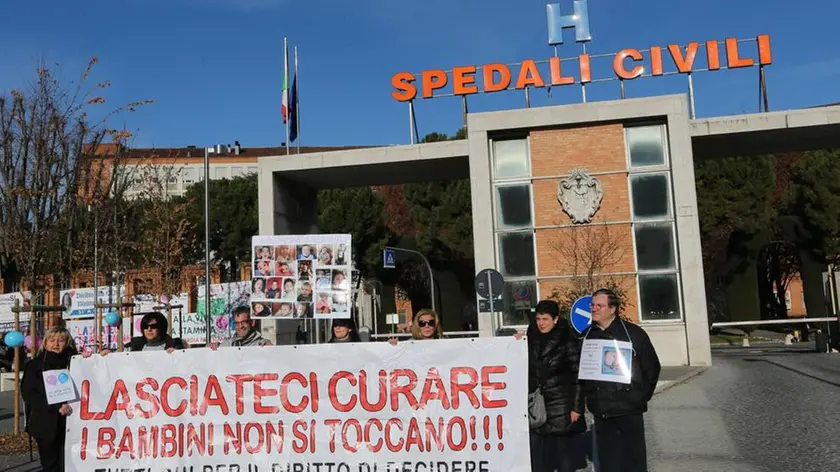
89;205;99;350
204;146;212;345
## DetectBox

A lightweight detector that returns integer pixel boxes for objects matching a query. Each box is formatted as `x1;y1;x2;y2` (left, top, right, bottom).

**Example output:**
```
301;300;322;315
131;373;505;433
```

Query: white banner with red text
65;337;529;472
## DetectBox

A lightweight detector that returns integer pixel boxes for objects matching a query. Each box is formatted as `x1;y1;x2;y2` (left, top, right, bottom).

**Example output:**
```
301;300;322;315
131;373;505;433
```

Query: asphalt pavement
2;344;839;472
646;343;840;472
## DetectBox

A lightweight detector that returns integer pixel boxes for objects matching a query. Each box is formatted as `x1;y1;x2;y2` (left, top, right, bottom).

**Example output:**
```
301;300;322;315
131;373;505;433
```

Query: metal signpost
475;268;504;335
570;295;593;334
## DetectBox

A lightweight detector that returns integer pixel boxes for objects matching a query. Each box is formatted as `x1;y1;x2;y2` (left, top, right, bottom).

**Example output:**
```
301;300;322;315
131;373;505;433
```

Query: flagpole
284;37;290;156
294;46;300;154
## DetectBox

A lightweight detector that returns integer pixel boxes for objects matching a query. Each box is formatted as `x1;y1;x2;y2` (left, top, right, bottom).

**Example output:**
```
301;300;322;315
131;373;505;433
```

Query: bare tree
125;161;195;300
546;221;634;319
0;58;150;301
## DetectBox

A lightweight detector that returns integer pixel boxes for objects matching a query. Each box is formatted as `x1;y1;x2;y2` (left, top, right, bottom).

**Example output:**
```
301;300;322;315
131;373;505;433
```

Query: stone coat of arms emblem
557;168;604;224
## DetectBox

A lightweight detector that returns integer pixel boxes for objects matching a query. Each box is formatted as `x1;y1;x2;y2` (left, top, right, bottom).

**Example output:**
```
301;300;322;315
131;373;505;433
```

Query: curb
653;366;709;395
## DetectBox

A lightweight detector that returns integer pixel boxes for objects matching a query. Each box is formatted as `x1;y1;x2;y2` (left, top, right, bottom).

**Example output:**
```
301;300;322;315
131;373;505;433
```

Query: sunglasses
417;319;436;328
143;323;160;331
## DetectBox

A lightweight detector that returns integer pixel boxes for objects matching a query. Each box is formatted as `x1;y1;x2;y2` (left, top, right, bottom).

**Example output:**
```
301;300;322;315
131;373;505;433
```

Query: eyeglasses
417;319;436;328
143;324;159;331
590;303;608;310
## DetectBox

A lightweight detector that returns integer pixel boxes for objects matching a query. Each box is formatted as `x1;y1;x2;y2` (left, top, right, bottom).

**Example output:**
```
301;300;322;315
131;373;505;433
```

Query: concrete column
466;128;495;338
668;97;713;366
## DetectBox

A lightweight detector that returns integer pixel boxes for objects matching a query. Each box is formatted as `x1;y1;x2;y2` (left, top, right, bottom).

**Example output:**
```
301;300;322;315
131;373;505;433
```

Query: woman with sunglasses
388;309;442;344
101;312;184;355
328;318;361;343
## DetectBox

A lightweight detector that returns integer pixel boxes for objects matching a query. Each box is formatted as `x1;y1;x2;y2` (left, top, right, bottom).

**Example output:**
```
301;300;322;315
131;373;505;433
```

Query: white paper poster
65;338;528;472
59;286;125;319
66;318;131;353
578;338;633;384
0;292;32;325
132;292;189;314
194;282;248;343
43;368;77;404
251;234;352;319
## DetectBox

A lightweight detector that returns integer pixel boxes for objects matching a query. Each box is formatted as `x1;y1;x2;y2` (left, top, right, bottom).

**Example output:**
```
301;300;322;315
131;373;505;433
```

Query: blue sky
1;0;837;148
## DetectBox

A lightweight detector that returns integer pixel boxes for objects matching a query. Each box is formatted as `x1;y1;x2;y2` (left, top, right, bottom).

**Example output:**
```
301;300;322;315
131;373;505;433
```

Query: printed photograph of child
298;244;317;261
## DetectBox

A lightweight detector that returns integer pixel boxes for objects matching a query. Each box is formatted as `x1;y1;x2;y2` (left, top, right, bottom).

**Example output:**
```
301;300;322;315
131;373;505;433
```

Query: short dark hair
140;312;168;333
534;300;560;319
593;288;621;311
232;306;251;319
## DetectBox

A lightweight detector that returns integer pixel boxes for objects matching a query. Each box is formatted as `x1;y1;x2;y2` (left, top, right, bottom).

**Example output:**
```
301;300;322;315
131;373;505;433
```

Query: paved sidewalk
646;351;840;472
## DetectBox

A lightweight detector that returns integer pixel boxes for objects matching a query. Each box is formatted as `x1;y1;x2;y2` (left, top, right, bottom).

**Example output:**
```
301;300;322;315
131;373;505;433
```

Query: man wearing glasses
211;306;272;349
580;288;661;472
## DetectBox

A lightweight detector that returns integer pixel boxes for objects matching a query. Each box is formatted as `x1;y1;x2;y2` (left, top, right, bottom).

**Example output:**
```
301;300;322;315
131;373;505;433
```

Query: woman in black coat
101;312;185;355
21;327;81;472
525;300;587;472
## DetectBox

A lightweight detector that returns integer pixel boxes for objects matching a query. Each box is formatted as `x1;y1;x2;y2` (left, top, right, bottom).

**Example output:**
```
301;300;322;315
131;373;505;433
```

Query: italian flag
281;39;289;124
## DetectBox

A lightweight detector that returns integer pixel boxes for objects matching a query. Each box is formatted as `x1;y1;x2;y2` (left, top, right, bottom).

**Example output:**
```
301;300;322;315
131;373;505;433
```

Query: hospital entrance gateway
258;95;712;367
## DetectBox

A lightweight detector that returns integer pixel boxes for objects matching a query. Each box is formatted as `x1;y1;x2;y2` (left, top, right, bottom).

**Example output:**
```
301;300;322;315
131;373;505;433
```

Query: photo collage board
251;234;352;319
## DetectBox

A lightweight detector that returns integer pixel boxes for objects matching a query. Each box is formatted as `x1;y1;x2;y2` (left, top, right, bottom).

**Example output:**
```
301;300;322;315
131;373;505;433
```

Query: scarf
232;330;259;347
144;336;167;348
43;348;72;370
528;322;556;357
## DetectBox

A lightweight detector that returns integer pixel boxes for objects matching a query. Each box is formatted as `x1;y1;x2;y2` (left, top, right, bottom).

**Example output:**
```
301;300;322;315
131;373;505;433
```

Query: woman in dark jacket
525;300;587;472
21;327;80;472
102;312;184;354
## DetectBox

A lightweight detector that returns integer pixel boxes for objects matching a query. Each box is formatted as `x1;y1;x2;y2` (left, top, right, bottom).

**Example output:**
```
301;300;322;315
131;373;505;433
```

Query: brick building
258;96;714;366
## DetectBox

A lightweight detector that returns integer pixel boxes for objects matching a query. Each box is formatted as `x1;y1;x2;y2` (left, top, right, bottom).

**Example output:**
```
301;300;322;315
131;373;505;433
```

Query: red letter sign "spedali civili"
391;36;772;102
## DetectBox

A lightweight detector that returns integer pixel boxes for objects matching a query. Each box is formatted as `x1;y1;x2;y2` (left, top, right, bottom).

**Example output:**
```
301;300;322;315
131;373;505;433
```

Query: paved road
647;345;840;472
2;346;839;472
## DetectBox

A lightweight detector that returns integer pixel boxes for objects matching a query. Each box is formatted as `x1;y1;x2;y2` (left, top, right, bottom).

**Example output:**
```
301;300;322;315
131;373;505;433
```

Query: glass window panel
214;167;227;179
231;166;243;177
500;279;537;327
634;223;676;270
627;126;666;167
492;139;529;180
630;173;671;220
495;184;532;229
498;232;535;277
639;274;681;320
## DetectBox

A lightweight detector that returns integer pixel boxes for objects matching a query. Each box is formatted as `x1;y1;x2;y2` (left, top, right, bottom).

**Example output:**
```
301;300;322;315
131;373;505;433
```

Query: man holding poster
578;289;661;472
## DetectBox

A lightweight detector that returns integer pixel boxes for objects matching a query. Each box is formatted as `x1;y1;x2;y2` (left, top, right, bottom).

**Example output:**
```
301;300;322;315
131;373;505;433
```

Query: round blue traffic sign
570;295;592;334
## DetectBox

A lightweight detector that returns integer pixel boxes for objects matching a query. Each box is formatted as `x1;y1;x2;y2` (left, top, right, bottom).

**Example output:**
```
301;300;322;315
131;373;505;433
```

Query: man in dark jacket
582;289;661;472
525;300;587;472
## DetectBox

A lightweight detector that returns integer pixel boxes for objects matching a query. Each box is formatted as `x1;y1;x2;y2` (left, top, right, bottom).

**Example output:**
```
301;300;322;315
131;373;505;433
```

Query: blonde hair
39;326;74;352
410;309;443;340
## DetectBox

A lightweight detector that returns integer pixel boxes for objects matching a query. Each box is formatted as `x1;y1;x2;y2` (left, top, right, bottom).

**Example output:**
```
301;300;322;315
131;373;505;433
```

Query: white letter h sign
546;1;592;46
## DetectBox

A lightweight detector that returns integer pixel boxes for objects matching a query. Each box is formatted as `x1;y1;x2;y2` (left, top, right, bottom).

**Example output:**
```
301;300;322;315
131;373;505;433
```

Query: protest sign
65;338;528;472
0;292;32;326
59;286;125;319
43;369;77;404
66;318;131;353
251;234;352;319
578;338;633;384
